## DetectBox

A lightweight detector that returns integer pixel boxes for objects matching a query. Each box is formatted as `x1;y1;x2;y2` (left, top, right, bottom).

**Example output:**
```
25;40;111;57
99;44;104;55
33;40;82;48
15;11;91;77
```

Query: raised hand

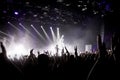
29;49;36;59
30;49;34;55
74;46;78;57
111;33;120;62
111;33;120;53
61;48;64;56
65;46;70;56
37;51;40;56
0;42;7;58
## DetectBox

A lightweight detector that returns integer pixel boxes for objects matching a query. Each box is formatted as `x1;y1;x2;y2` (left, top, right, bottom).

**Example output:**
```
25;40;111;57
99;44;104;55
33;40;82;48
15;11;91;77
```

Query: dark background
0;0;120;51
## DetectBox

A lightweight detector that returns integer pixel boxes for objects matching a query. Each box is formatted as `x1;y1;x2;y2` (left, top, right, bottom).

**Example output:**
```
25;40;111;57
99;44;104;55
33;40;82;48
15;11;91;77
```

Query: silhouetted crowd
0;33;120;80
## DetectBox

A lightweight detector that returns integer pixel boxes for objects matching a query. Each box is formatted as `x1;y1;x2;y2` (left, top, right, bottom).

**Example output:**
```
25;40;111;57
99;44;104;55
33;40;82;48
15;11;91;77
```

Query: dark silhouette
0;33;120;80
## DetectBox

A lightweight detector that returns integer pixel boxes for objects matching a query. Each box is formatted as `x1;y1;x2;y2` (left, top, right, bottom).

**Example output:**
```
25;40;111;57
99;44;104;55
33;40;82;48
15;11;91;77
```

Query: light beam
41;26;52;43
60;35;64;41
31;24;45;40
19;23;35;38
50;27;56;42
0;30;12;38
8;22;22;32
57;27;60;40
101;24;104;42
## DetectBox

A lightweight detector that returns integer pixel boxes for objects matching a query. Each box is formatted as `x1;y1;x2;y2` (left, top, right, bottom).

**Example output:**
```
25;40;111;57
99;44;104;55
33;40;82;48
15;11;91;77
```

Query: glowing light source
8;43;27;58
0;23;74;58
5;34;34;59
47;27;65;56
14;11;19;15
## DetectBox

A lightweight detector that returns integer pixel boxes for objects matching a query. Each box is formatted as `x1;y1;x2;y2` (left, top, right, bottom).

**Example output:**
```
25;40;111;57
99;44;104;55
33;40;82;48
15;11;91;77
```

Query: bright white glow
4;34;33;59
47;41;74;56
47;39;64;56
0;24;75;59
47;27;65;56
8;43;27;59
85;44;92;53
14;12;19;15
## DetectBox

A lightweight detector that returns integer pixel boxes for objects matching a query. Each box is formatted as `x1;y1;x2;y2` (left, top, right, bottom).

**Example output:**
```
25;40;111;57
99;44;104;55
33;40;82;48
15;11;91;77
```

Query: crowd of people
0;33;120;80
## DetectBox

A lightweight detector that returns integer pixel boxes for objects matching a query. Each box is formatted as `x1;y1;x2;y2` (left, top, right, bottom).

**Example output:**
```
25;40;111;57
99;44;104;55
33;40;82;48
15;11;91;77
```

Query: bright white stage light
7;43;27;58
5;34;33;59
0;23;74;59
14;11;19;15
46;27;65;56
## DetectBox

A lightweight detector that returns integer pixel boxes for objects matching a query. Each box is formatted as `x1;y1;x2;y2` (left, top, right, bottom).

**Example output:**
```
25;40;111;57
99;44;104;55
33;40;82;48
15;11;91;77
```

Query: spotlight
14;11;19;15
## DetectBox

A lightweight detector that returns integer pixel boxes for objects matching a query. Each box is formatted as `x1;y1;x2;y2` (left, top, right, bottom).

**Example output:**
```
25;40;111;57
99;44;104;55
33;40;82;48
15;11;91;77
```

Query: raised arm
74;46;78;57
0;42;7;58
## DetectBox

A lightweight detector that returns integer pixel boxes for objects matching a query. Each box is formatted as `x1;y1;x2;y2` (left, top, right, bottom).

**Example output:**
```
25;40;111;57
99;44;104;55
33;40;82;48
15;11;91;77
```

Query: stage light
14;11;19;15
4;33;34;59
0;23;74;58
8;43;26;58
